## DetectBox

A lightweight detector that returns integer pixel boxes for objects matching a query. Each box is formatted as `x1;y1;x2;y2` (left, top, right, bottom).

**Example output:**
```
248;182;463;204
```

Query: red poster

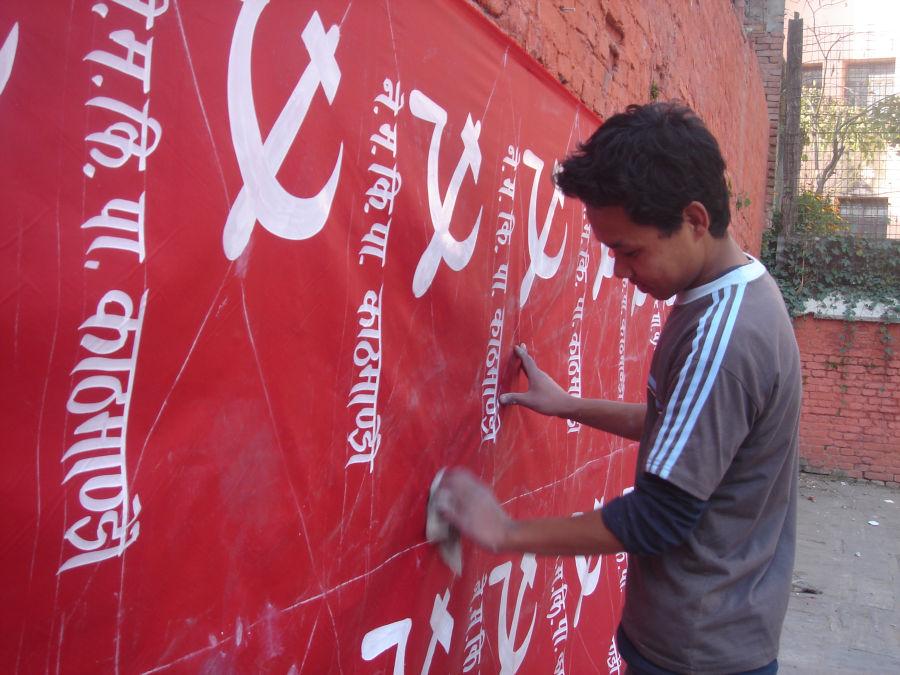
1;1;665;672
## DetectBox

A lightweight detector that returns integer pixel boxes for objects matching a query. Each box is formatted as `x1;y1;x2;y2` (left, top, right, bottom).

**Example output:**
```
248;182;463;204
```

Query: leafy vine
762;192;899;371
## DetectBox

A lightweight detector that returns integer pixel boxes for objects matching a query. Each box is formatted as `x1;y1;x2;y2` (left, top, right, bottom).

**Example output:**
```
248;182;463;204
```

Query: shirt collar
675;254;765;305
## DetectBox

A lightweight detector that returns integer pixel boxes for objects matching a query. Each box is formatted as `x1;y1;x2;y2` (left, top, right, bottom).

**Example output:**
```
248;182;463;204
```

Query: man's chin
644;286;673;301
635;282;657;298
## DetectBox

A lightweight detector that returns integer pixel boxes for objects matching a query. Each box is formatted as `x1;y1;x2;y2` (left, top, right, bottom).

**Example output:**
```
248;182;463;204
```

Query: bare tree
796;1;900;196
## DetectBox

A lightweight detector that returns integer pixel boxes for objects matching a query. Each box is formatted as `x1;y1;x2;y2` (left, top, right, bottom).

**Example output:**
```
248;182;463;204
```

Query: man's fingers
500;391;535;407
503;346;539;407
514;343;540;379
444;466;476;486
499;392;519;406
500;391;541;411
433;489;457;521
439;467;479;499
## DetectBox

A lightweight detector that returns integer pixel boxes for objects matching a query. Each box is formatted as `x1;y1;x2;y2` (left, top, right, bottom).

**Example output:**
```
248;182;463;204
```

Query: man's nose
613;256;631;280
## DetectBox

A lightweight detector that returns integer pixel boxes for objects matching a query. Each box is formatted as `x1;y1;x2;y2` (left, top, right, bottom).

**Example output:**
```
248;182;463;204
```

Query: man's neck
693;234;748;288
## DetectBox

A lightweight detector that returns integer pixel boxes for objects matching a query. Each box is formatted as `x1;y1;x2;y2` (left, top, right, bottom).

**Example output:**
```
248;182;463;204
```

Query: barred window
802;63;823;89
844;59;894;107
839;197;889;237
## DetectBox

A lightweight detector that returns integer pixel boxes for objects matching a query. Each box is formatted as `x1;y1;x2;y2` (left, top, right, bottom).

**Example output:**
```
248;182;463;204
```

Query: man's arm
432;468;707;558
556;396;646;442
431;467;625;555
503;511;624;556
499;344;645;441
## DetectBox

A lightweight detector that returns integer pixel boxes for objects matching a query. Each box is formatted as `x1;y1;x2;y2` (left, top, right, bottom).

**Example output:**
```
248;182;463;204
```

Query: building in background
785;0;900;238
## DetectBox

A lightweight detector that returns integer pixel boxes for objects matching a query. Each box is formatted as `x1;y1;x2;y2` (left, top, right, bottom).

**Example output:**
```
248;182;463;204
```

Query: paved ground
780;473;900;673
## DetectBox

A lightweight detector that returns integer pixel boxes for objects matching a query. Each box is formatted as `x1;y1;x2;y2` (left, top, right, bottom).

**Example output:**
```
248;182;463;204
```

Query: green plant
763;230;899;317
837;320;857;355
649;81;660;101
800;88;900;195
762;225;899;368
877;322;895;358
775;192;848;236
725;176;751;213
762;230;899;319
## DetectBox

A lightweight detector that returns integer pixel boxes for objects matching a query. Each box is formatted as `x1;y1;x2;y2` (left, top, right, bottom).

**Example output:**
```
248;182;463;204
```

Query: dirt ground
779;473;900;673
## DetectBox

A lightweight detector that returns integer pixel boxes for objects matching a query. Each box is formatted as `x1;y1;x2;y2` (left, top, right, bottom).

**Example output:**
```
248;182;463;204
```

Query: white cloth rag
426;468;462;575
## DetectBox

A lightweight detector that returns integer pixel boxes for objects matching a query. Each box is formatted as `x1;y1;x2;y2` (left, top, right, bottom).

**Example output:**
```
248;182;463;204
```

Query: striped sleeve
644;284;755;500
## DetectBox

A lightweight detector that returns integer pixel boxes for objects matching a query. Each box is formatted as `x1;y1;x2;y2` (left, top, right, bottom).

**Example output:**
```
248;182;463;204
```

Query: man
433;103;801;674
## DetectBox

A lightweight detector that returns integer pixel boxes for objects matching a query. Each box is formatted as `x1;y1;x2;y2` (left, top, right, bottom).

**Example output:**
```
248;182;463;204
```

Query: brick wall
735;0;785;221
743;29;784;223
469;0;776;252
795;316;900;487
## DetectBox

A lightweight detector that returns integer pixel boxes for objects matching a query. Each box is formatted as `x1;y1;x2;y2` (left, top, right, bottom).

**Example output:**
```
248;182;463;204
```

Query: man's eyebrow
607;241;625;249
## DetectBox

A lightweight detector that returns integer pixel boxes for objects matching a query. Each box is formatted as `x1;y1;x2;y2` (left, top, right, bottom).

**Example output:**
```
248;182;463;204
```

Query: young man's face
585;205;707;300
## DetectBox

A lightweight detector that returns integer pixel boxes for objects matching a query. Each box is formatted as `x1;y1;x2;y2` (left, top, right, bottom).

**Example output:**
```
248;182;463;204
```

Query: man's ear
683;201;710;239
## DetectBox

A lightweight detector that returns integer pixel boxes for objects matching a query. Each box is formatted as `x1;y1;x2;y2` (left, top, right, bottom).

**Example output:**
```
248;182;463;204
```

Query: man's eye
623;250;639;258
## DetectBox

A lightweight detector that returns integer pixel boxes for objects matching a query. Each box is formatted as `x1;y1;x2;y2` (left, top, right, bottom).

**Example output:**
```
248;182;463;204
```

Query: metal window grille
794;25;899;239
802;63;823;89
839;197;891;237
844;59;894;107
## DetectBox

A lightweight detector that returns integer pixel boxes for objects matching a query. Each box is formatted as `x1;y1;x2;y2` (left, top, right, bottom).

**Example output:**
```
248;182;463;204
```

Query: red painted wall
0;1;647;671
470;0;773;252
794;317;900;487
1;1;777;671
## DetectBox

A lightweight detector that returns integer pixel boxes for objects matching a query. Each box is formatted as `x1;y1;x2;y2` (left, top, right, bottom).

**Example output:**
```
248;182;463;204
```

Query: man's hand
432;466;627;556
500;343;646;440
432;467;511;552
499;344;571;416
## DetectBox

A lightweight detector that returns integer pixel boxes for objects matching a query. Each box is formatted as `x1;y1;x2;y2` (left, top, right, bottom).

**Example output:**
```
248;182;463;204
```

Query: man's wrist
498;518;523;552
553;393;578;420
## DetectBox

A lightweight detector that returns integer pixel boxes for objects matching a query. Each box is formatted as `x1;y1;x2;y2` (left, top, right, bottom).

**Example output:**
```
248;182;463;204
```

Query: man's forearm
556;397;645;441
501;511;625;556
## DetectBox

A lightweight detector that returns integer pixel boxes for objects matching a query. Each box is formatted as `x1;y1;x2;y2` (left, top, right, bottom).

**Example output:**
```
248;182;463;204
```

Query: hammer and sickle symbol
519;150;567;307
0;22;19;98
489;554;537;675
223;1;343;260
572;497;604;627
409;90;483;298
592;242;614;300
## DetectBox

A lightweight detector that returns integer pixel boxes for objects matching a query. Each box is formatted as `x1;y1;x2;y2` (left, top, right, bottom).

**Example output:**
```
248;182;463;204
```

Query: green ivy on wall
763;193;900;322
762;230;900;320
764;194;899;412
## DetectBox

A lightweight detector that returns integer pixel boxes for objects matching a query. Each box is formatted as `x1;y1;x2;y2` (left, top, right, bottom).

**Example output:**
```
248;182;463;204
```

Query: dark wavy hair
554;102;731;237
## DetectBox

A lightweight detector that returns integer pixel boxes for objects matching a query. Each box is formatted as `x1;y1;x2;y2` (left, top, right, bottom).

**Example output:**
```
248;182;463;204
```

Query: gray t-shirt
621;257;801;674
